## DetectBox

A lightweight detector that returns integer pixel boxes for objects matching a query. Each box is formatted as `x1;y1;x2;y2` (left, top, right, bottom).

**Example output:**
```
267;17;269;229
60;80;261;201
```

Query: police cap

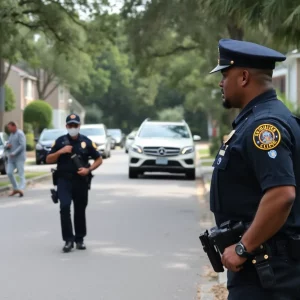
66;113;80;124
210;39;286;74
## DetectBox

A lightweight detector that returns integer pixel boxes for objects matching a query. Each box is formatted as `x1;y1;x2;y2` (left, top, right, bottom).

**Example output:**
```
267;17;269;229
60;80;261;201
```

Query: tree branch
150;45;200;58
44;81;60;100
15;21;39;29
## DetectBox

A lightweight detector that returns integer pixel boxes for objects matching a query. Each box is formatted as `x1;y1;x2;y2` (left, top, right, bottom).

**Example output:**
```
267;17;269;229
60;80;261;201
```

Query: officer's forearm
89;157;102;171
241;185;295;252
46;150;62;164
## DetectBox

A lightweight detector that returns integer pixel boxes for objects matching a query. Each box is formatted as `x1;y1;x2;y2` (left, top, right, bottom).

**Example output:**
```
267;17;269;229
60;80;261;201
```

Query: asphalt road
0;150;211;300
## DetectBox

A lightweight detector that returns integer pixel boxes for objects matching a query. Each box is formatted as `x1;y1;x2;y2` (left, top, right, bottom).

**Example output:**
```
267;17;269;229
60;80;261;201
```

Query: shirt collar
232;89;277;127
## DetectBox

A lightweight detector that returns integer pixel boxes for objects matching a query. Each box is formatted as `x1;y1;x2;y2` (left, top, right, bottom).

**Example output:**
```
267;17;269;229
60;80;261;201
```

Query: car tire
36;158;41;165
125;148;128;153
186;169;196;180
129;168;139;179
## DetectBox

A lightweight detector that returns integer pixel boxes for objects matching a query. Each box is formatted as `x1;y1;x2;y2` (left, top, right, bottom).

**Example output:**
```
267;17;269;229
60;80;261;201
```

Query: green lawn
0;172;48;187
198;148;214;160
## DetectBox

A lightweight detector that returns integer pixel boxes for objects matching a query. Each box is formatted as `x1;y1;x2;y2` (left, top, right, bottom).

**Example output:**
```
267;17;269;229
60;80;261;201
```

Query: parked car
110;138;116;150
107;129;125;148
35;128;67;164
80;124;111;158
125;130;137;153
0;132;9;174
128;119;201;180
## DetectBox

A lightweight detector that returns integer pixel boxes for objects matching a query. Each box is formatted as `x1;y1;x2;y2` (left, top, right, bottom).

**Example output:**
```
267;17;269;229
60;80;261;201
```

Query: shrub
26;132;35;151
24;100;52;134
5;84;16;112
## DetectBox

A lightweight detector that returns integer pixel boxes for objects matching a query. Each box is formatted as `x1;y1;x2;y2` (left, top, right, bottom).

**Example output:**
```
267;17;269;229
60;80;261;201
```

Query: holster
252;244;276;289
51;168;58;186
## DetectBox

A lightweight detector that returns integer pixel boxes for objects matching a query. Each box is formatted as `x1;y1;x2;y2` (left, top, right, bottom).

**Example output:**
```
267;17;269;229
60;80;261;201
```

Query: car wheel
129;168;139;179
108;150;111;158
186;169;196;180
36;158;41;165
125;148;128;153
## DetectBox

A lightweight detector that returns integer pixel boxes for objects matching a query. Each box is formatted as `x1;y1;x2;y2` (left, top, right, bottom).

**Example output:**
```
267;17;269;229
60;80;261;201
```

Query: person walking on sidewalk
6;121;26;197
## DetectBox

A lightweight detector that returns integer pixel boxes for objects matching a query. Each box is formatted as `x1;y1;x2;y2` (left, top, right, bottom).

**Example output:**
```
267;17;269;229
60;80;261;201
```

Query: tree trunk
0;59;5;131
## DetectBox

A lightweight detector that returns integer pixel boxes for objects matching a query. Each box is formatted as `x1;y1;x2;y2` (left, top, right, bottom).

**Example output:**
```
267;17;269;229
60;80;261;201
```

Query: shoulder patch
253;124;281;150
51;141;56;147
92;142;97;149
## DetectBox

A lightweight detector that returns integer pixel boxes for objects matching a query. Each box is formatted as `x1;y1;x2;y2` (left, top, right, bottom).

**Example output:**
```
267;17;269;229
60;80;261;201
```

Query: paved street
0;150;212;300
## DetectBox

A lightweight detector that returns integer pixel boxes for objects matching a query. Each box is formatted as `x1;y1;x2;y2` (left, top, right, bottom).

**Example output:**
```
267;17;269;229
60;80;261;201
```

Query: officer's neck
69;134;79;140
241;84;273;110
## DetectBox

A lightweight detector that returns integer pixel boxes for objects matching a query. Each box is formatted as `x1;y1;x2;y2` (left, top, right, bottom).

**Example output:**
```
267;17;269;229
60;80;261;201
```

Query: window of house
23;79;33;99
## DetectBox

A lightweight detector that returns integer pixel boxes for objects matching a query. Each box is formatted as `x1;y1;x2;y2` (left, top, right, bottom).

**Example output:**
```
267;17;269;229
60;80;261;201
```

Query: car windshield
80;127;105;136
40;130;66;141
139;124;190;138
108;129;121;137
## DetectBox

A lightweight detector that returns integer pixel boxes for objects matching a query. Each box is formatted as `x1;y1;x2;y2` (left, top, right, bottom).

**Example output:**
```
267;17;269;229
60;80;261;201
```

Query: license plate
156;157;168;165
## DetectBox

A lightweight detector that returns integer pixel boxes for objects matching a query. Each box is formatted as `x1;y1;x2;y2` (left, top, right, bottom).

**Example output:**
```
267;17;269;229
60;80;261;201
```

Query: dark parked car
35;128;67;164
0;132;9;174
107;129;125;148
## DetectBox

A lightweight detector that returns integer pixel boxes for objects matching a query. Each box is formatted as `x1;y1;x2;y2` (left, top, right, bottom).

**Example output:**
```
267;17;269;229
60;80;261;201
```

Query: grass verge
0;172;48;187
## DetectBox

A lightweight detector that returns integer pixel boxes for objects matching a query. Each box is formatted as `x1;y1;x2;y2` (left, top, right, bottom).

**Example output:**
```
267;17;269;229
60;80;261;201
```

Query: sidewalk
196;146;228;300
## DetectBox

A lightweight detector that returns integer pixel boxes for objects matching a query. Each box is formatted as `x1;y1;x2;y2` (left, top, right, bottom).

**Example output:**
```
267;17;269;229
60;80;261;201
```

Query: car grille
143;147;180;157
141;160;181;167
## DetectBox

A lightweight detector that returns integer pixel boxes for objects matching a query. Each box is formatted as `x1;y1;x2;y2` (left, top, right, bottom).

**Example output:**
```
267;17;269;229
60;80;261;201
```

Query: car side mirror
193;135;201;141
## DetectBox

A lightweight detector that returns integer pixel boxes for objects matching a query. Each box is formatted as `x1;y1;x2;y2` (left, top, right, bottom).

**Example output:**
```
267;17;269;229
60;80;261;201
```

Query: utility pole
0;58;5;132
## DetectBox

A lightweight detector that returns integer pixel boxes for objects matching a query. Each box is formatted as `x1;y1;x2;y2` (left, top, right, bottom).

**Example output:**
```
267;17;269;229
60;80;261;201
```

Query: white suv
128;119;201;180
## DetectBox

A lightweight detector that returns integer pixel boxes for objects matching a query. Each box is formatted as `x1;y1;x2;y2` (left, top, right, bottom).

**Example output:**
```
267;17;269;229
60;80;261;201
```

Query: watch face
236;244;244;255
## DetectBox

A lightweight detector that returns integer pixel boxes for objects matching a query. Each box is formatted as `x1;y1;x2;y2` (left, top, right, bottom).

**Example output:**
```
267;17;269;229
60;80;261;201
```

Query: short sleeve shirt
210;89;300;234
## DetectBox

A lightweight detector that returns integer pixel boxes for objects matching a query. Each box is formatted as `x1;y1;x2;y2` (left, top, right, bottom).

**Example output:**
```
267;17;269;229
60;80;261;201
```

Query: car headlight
181;146;194;155
36;143;43;150
131;144;143;154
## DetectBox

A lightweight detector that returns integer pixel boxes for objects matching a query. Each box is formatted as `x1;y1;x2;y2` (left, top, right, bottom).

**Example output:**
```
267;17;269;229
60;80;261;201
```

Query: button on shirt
48;134;101;174
210;89;300;234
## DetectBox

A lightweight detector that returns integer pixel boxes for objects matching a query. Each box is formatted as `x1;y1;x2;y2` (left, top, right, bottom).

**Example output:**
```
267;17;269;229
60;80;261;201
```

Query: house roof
5;62;37;81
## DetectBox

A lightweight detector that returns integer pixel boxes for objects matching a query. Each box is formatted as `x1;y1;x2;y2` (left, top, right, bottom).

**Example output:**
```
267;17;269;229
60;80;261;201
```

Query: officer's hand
221;244;247;272
77;167;90;176
60;145;73;154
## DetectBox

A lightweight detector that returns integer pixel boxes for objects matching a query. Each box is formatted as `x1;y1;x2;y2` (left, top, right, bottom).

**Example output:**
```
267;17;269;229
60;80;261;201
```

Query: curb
0;173;51;195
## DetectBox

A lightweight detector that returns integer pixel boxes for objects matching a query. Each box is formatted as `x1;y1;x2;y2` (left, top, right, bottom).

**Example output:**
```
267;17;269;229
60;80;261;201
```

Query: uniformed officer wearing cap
209;39;300;298
46;114;102;253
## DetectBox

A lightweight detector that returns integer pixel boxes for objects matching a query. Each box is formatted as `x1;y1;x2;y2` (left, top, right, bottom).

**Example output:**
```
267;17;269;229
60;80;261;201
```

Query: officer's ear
241;70;250;87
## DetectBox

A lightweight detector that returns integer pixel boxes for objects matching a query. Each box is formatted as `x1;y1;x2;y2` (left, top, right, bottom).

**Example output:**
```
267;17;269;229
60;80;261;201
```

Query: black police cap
210;39;286;74
66;114;80;124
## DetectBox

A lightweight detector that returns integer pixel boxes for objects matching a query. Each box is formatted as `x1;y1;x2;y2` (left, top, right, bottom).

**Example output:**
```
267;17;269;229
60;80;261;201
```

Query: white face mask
67;128;80;137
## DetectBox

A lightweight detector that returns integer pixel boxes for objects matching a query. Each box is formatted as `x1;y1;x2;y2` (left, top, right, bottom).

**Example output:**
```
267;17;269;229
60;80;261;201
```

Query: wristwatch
235;241;253;258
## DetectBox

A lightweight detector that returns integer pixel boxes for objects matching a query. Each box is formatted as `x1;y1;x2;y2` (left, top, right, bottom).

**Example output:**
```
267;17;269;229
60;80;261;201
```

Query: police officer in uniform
46;114;102;252
209;39;300;299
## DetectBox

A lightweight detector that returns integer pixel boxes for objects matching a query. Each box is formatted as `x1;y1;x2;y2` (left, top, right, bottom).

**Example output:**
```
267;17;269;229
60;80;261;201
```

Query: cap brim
209;64;231;74
66;120;80;124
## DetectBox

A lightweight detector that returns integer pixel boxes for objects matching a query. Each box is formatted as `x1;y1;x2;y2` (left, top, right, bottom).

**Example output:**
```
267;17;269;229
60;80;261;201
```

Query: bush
23;122;34;134
24;100;52;134
26;132;35;151
5;84;16;112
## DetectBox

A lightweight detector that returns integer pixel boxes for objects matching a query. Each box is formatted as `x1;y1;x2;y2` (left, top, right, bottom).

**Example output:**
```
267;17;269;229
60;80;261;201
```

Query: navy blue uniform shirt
210;89;300;234
48;134;101;174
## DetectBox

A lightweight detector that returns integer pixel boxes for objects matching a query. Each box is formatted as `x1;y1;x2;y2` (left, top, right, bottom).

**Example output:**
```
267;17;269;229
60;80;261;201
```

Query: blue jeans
7;159;26;190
